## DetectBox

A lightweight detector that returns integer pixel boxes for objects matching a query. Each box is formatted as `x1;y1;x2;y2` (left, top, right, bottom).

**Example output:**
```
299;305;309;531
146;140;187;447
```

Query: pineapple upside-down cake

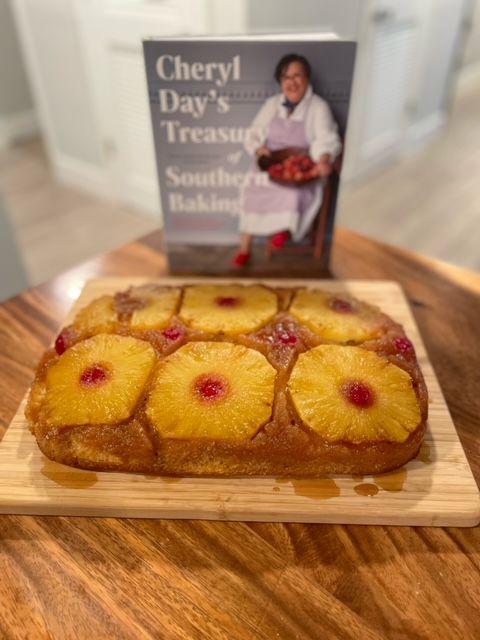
26;283;428;476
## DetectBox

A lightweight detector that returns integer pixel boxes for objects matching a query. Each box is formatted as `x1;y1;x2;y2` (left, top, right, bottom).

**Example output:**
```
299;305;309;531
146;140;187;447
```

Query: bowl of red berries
258;147;318;186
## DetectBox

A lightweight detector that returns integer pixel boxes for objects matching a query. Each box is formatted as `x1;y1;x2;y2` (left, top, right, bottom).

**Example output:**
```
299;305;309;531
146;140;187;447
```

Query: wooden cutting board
0;278;478;526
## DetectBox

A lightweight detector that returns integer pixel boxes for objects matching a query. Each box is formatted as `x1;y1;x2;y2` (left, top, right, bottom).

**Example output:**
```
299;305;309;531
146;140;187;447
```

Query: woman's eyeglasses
281;72;306;82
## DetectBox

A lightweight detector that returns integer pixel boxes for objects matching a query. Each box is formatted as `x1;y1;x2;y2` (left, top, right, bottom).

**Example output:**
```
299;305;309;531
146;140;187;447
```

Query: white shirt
244;85;341;162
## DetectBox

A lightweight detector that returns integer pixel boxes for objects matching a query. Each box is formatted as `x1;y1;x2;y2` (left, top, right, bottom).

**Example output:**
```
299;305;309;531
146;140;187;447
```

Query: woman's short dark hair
274;54;311;83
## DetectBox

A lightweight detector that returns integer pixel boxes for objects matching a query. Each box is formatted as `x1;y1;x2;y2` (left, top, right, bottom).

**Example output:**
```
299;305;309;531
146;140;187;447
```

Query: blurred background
1;0;479;300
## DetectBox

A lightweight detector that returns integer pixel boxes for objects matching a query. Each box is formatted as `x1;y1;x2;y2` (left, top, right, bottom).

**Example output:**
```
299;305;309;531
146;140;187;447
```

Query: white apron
239;99;322;241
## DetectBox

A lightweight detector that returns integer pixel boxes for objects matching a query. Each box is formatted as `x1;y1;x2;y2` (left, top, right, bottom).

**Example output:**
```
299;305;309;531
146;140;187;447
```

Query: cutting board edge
0;496;478;527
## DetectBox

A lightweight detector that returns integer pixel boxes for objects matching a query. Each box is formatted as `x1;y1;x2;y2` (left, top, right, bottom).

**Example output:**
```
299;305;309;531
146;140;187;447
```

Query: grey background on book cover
144;40;356;246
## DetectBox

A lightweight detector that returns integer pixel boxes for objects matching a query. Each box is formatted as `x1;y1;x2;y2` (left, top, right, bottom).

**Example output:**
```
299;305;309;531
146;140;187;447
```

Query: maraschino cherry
329;298;353;313
277;332;297;345
342;381;375;408
163;326;183;341
393;336;415;355
215;296;241;308
80;365;110;387
194;375;229;401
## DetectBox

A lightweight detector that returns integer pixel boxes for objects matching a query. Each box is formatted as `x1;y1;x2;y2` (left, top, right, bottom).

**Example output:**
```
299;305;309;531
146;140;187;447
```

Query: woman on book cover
233;53;341;267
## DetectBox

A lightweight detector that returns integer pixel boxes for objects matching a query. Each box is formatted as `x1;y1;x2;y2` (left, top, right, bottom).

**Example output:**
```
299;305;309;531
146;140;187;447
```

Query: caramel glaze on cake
26;284;428;477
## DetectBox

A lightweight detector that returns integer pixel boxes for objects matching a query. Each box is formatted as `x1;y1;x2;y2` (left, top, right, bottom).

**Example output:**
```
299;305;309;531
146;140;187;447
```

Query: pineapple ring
179;285;278;335
288;345;421;443
42;334;156;427
289;289;384;343
73;287;182;335
74;296;118;336
146;341;277;440
128;288;181;330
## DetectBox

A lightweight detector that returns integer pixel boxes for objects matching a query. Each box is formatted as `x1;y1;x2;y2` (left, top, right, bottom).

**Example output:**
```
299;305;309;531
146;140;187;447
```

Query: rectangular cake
26;283;428;476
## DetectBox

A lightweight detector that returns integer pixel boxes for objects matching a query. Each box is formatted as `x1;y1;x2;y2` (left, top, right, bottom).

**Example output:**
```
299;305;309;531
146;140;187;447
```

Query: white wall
463;0;480;67
247;0;362;38
0;0;33;115
206;0;248;34
0;194;29;301
0;0;36;147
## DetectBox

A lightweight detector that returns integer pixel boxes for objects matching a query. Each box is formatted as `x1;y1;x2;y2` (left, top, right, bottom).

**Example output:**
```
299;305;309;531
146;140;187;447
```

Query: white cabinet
342;0;420;179
11;0;213;216
75;0;213;215
11;0;108;195
343;0;469;181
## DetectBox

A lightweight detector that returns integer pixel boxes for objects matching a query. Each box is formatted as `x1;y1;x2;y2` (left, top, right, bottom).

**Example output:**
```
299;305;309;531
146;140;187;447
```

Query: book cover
143;36;356;276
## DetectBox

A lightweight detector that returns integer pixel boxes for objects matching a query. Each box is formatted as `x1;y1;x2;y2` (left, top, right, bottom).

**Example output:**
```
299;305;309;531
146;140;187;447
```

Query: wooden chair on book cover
266;152;343;260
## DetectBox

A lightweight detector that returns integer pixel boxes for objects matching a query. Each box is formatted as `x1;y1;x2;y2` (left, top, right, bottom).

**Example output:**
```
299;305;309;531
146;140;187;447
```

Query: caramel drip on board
41;458;98;488
373;468;407;492
354;483;379;497
274;477;341;500
416;442;431;464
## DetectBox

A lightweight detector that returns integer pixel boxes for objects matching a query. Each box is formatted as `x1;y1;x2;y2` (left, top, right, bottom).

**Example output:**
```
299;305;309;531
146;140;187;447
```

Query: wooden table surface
1;228;479;640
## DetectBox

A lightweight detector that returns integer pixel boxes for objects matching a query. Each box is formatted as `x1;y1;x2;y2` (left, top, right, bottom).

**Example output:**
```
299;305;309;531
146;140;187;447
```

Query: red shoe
270;231;289;250
232;252;250;267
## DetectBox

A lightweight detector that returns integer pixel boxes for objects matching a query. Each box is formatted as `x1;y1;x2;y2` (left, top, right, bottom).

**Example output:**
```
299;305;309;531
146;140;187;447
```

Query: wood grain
1;277;478;527
1;229;479;640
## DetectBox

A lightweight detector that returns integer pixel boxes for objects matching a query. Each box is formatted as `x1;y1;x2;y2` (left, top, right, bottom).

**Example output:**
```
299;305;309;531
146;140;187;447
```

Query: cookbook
143;35;356;276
